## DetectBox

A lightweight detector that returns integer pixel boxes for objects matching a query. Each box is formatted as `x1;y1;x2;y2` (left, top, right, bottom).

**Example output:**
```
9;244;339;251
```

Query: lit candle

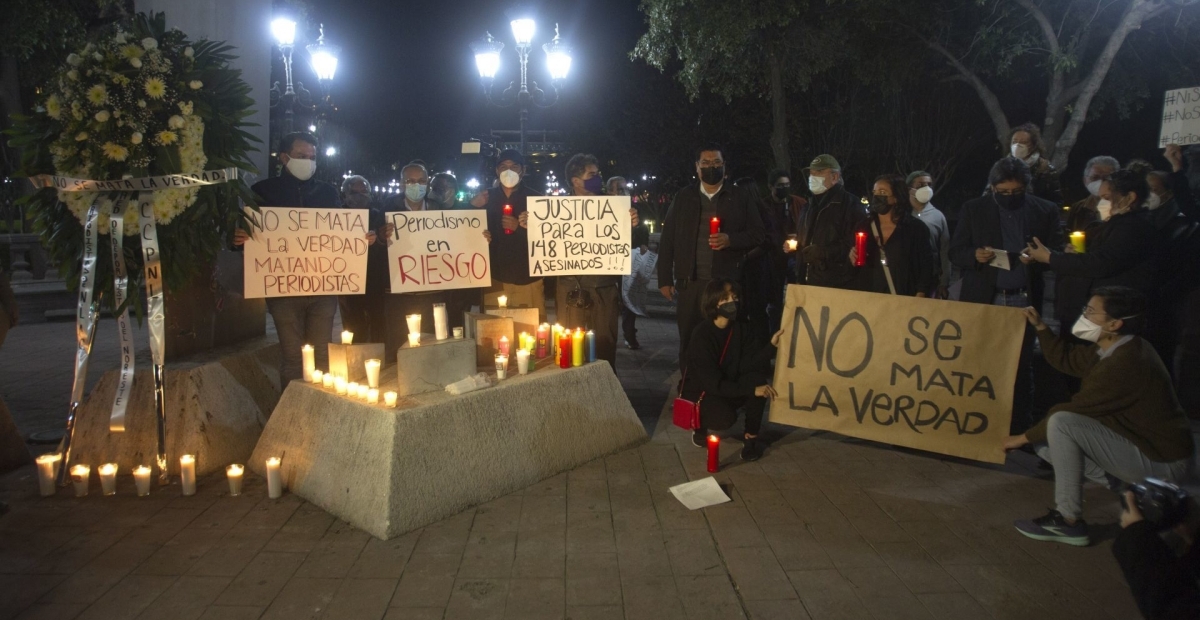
1070;231;1086;253
552;324;564;359
433;303;449;340
98;463;118;496
367;388;379;404
36;453;60;497
301;344;315;380
707;435;720;473
498;335;510;356
787;234;798;251
311;369;323;384
497;294;508;308
558;332;572;369
266;457;283;499
572;329;585;367
322;373;335;390
356;384;369;400
709;216;720;236
406;314;422;337
536;324;549;358
408;333;421;348
226;464;244;496
341;330;354;345
453;327;464;339
335;377;348;395
516;349;530;376
384;391;398;407
854;231;867;267
495;354;509;380
133;465;152;497
180;454;197;496
585;330;596;363
364;359;381;389
347;381;359;398
70;464;90;497
502;204;514;234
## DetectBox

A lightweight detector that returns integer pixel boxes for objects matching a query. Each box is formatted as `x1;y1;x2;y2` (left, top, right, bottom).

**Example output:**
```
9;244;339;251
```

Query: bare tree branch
924;38;1011;149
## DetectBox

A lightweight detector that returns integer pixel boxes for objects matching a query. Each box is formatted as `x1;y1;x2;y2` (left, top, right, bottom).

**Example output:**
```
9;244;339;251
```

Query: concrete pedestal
329;343;385;383
249;361;647;540
68;339;280;476
395;335;476;396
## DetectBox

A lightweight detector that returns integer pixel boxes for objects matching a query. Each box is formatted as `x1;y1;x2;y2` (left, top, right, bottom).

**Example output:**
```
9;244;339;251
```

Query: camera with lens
1123;478;1191;530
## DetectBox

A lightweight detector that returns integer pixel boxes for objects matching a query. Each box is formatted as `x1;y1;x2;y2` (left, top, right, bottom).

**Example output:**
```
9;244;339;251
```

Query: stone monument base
0;396;33;474
249;361;647;539
68;339;281;477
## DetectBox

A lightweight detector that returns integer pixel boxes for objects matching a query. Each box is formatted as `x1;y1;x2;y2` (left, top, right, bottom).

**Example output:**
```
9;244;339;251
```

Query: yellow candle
341;330;354;345
70;464;90;497
98;463;118;496
572;329;585;367
266;457;283;499
180;454;197;496
133;465;152;497
36;453;60;497
226;464;244;496
384;391;398;407
552;324;563;358
301;344;315;380
1070;231;1086;253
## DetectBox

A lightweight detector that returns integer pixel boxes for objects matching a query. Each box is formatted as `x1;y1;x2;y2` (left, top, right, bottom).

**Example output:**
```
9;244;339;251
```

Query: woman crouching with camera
1003;286;1195;547
682;279;781;461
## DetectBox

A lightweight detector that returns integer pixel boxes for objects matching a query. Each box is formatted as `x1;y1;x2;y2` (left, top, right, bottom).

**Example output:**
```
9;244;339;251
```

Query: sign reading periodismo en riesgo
386;209;492;293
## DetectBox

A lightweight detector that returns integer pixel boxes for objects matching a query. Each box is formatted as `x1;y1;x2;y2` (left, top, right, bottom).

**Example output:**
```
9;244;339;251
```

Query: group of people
657;134;1199;555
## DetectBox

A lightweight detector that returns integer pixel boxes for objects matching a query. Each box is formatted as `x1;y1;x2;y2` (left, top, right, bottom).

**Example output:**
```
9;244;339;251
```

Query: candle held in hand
854;232;867;267
1070;231;1086;253
710;216;720;236
503;204;514;234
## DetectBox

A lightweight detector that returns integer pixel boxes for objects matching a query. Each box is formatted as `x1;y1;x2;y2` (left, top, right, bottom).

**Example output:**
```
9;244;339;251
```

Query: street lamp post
472;21;572;155
270;19;340;162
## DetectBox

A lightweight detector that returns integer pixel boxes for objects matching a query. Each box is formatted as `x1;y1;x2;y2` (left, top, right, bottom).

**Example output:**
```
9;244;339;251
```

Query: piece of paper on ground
669;477;730;510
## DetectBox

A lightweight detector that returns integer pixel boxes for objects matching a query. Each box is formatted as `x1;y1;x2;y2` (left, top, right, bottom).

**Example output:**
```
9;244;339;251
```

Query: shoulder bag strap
681;328;735;399
870;219;898;296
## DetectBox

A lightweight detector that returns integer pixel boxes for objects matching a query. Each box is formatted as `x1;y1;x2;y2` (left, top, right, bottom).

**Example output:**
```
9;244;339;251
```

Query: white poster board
526;195;632;276
1159;87;1200;147
241;206;370;298
386;209;492;293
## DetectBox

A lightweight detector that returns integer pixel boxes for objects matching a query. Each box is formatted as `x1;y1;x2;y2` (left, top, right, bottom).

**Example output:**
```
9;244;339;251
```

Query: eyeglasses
402;178;428;185
1081;305;1108;318
994;188;1026;197
698;159;724;167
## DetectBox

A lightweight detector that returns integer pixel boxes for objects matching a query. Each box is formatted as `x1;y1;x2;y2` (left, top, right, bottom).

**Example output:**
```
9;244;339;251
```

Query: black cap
497;149;525;167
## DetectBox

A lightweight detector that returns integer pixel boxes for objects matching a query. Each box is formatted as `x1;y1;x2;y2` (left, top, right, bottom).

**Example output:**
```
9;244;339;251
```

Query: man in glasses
658;143;765;370
950;156;1065;433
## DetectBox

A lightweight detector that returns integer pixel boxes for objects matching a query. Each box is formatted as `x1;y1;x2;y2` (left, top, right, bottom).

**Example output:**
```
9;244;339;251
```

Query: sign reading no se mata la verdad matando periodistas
770;285;1025;464
386;209;492;293
526;195;632;276
241;206;370;298
1160;86;1200;147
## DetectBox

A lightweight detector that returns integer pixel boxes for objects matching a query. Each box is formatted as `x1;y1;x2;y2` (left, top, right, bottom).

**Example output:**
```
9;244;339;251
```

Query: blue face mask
583;176;604;194
406;183;427;202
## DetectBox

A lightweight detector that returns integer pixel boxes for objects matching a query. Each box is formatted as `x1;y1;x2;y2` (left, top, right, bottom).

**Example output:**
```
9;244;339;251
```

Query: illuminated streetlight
326;146;337;156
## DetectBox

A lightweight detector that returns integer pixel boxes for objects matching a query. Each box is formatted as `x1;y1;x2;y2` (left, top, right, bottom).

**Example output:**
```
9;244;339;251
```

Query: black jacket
949;193;1064;309
1113;521;1200;620
658;183;765;286
795;183;865;288
853;215;936;297
251;172;340;209
681;321;775;431
1049;210;1158;325
484;184;544;285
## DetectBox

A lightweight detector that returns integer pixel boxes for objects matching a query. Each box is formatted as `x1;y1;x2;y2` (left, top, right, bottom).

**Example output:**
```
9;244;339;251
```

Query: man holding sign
471;150;546;319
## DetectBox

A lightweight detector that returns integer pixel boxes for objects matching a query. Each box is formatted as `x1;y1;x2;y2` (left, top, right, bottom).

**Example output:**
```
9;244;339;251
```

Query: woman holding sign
848;174;936;297
682;279;781;462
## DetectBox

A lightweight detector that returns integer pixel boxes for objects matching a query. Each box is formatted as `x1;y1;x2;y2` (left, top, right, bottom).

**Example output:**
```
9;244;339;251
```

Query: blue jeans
267;296;338;384
993;290;1035;433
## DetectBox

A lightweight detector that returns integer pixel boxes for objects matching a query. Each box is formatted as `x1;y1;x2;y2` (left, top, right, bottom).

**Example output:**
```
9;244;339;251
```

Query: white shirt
700;183;723;201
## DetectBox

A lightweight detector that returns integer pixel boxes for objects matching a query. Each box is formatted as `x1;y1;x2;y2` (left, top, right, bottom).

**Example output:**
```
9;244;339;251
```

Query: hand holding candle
1069;231;1086;253
854;232;867;267
710;216;720;235
502;205;514;234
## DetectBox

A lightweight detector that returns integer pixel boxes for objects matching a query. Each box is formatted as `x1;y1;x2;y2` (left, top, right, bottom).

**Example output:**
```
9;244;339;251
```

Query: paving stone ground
0;311;1152;620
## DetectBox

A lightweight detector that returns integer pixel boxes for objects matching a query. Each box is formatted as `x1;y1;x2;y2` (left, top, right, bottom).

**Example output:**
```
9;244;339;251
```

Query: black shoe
692;429;707;448
625;338;641;350
740;436;765;461
1014;509;1089;546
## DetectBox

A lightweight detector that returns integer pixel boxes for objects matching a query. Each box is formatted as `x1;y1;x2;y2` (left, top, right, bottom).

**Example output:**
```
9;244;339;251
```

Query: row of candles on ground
34;453;285;499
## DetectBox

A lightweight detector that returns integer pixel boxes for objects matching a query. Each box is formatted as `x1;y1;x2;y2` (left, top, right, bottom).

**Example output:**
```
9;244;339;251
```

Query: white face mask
914;186;934;204
1086;180;1103;196
808;175;828;195
1071;316;1104;343
1096;199;1112;221
1011;144;1030;160
1145;193;1162;210
499;170;520;189
285;157;316;181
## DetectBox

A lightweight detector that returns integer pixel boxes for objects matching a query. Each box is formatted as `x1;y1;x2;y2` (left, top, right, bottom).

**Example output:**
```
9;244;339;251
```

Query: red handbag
673;330;734;430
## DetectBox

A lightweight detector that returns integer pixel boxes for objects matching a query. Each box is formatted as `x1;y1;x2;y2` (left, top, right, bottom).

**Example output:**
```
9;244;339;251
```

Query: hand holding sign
386;209;491;293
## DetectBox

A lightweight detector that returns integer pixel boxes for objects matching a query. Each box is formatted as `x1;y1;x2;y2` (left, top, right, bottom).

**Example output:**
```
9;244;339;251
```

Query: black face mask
700;166;725;185
993;191;1026;211
344;193;370;209
773;186;790;201
717;301;738;319
869;195;893;215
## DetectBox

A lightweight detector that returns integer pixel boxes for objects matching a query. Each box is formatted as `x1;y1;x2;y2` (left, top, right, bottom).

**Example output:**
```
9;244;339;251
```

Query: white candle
347;381;359;398
133;465;152;497
341;330;354;345
70;464;90;497
226;464;244;496
405;314;422;337
384;391;398;407
517;349;530;376
311;369;323;384
335;377;348;395
497;294;508;308
301;344;316;380
322;373;335;390
36;453;60;497
495;354;508;380
453;327;464;339
266;457;283;499
364;359;381;388
98;463;118;496
180;454;197;496
367;388;379;404
408;333;421;348
356;384;369;400
433;303;449;340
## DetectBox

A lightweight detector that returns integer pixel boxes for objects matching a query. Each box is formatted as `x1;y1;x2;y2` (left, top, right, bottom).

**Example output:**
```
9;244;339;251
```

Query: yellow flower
102;142;129;161
86;84;107;105
120;44;144;60
144;77;166;99
45;95;63;119
156;130;178;145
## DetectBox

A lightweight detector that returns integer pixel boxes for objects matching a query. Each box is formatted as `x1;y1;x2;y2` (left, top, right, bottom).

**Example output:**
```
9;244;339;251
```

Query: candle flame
227;464;244;475
36;453;61;464
180;454;195;464
98;463;117;475
133;465;151;475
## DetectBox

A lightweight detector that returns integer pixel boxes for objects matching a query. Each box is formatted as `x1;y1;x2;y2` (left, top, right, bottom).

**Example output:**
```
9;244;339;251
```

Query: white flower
168;115;185;129
137;100;146;108
184;46;194;58
112;109;121;118
67;69;79;80
141;37;158;50
67;53;82;66
92;52;103;61
94;110;110;122
115;32;127;44
178;101;194;115
131;132;143;144
189;80;203;90
130;57;142;69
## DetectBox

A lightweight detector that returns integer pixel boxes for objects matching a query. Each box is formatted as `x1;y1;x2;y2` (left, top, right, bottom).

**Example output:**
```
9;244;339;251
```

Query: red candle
558;333;572;369
709;216;720;235
706;434;720;473
503;204;514;234
854;231;867;267
535;325;549;359
498;335;510;356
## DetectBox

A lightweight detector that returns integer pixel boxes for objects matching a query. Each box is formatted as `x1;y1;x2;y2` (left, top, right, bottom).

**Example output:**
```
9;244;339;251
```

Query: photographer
1115;480;1200;619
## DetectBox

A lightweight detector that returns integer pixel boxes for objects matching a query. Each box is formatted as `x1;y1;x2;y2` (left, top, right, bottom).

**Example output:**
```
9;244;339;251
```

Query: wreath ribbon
30;168;240;193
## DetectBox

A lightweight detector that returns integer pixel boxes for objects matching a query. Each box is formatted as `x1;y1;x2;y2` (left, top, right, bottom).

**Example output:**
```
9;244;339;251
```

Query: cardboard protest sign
1159;87;1200;147
770;286;1024;464
241;206;370;298
386;210;492;293
526;195;632;276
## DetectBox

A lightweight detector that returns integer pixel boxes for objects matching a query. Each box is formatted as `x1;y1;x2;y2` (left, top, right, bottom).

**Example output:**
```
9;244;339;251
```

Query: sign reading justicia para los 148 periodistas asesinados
241;206;371;298
526;195;632;276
